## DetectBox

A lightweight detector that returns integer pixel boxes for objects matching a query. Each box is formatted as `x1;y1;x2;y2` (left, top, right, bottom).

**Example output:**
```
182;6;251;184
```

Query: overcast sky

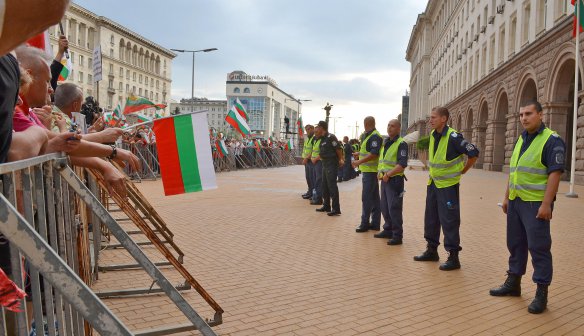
74;0;428;138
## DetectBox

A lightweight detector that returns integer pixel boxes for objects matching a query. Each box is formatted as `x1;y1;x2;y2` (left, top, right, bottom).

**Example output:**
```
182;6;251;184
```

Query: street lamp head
170;48;185;53
202;48;218;52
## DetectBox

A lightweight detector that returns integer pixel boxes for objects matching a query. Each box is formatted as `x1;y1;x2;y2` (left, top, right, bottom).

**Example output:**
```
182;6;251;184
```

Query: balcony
107;87;115;94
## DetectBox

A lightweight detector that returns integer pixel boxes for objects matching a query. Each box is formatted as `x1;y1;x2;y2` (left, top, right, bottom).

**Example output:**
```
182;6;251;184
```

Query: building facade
225;71;302;140
406;0;584;184
170;98;229;132
47;3;175;117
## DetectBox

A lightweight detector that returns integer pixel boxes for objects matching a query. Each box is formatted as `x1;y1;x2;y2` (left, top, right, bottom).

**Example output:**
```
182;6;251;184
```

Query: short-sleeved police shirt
360;129;382;156
432;126;480;160
519;123;566;174
319;133;342;160
383;136;409;168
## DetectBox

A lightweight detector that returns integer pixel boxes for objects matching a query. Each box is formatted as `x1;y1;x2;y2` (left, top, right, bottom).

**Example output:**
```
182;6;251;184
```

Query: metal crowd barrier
0;153;132;335
120;142;160;181
214;147;298;172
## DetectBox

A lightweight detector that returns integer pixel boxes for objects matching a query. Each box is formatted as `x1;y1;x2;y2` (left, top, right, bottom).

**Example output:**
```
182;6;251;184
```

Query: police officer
301;125;315;200
414;106;479;271
352;116;383;232
489;100;565;314
310;128;324;205
374;119;408;245
342;136;353;181
315;121;343;216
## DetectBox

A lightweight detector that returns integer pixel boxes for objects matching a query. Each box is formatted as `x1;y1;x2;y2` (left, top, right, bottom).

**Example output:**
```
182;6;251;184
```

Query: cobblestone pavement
94;166;584;335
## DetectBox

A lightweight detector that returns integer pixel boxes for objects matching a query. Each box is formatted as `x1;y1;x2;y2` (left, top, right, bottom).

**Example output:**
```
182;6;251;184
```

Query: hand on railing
45;132;82;154
113;148;141;171
102;162;128;198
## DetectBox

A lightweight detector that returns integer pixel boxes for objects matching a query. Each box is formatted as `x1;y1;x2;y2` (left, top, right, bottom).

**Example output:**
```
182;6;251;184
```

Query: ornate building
406;1;584;183
48;3;175;117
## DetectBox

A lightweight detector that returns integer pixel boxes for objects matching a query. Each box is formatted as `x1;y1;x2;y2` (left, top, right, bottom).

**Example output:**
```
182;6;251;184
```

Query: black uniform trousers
360;172;381;229
322;160;340;212
424;181;462;252
380;176;404;238
304;161;314;195
507;199;553;285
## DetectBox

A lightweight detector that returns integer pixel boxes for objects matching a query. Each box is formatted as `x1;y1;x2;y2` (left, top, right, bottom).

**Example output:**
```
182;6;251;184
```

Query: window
108;79;113;88
139;88;142;96
88;57;92;67
522;3;531;45
109;63;113;74
150;78;154;87
145;89;148;97
509;14;517;55
71;51;75;64
243;88;250;93
110;35;115;45
133;72;136;81
126;69;130;79
536;0;547;34
498;27;505;64
132;85;136;93
126;84;129;92
156;80;159;89
156;93;159;101
88;74;93;83
110;48;114;57
234;87;240;93
107;95;113;107
78;71;84;83
119;67;123;76
139;74;142;83
119;82;123;90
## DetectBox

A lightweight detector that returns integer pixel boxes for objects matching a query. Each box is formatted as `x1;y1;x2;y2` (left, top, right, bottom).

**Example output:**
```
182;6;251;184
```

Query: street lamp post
170;48;218;100
329;116;342;135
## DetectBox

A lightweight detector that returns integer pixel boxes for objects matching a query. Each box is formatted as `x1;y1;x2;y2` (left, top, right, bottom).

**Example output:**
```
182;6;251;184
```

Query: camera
80;96;100;125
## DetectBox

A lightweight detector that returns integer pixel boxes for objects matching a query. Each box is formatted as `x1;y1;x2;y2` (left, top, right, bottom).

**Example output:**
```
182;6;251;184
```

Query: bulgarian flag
287;139;294;151
297;116;304;137
234;98;249;121
253;139;262;152
26;31;52;56
124;95;167;115
153;112;217;196
58;57;73;81
574;0;584;37
225;108;251;136
136;114;152;123
113;102;125;121
216;140;228;158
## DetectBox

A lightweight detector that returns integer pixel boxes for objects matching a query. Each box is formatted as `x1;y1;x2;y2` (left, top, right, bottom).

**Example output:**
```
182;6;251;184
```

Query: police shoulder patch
371;140;379;147
451;132;458;138
332;141;338;147
552;133;560;138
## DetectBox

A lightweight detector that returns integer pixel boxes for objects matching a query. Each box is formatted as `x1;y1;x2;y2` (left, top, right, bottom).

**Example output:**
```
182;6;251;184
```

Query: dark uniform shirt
383;135;409;168
432;126;480;160
344;143;352;160
519;123;566;174
319;133;342;161
360;129;382;156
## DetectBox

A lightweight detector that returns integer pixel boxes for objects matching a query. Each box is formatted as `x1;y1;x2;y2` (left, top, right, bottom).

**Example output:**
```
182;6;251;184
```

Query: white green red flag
113;102;125;121
234;98;249;121
216;140;228;158
287;139;294;151
153;112;217;196
253;139;261;152
225;108;251;136
574;0;584;37
58;57;73;81
297;116;304;137
136;114;152;123
124;95;166;115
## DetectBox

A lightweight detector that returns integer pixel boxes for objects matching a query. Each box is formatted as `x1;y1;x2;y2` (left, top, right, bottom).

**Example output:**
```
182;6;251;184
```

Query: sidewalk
94;166;584;335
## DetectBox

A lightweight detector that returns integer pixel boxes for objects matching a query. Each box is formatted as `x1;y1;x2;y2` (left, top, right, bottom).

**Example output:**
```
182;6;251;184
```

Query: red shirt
12;97;47;132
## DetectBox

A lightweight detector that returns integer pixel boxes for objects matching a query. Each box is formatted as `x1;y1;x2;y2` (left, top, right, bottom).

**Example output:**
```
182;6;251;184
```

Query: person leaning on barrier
489;100;565;314
13;45;139;197
314;121;343;216
375;119;408;245
301;124;315;200
352;116;383;232
413;106;479;271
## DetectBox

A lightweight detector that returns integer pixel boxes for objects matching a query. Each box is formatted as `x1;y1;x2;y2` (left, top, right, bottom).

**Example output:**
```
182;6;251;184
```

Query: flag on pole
113;102;125;121
287;138;294;151
124;95;167;115
297;116;304;137
574;0;584;37
225;108;251;136
216;140;228;158
136;114;152;123
253;139;261;152
26;31;52;56
153;112;217;196
58;57;73;81
234;98;249;121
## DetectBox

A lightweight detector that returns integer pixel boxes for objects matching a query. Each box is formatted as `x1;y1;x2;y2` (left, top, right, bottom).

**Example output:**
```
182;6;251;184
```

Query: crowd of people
0;1;146;328
300;105;565;315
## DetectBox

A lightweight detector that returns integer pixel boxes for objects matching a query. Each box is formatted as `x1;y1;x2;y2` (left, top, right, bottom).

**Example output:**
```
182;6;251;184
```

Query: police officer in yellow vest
490;100;565;314
352;116;383;232
414;106;479;271
301;125;315;200
310;129;324;205
374;119;408;245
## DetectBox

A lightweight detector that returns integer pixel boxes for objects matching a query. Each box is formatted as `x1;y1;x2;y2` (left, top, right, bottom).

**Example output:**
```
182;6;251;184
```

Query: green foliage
416;136;430;150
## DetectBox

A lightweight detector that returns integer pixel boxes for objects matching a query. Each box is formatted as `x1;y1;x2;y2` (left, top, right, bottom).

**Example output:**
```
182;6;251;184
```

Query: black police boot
327;210;341;216
387;237;403;246
413;246;439;262
355;226;369;233
302;193;311;199
528;284;548;314
373;231;392;239
316;206;331;213
310;200;323;205
489;273;522;297
439;250;461;271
